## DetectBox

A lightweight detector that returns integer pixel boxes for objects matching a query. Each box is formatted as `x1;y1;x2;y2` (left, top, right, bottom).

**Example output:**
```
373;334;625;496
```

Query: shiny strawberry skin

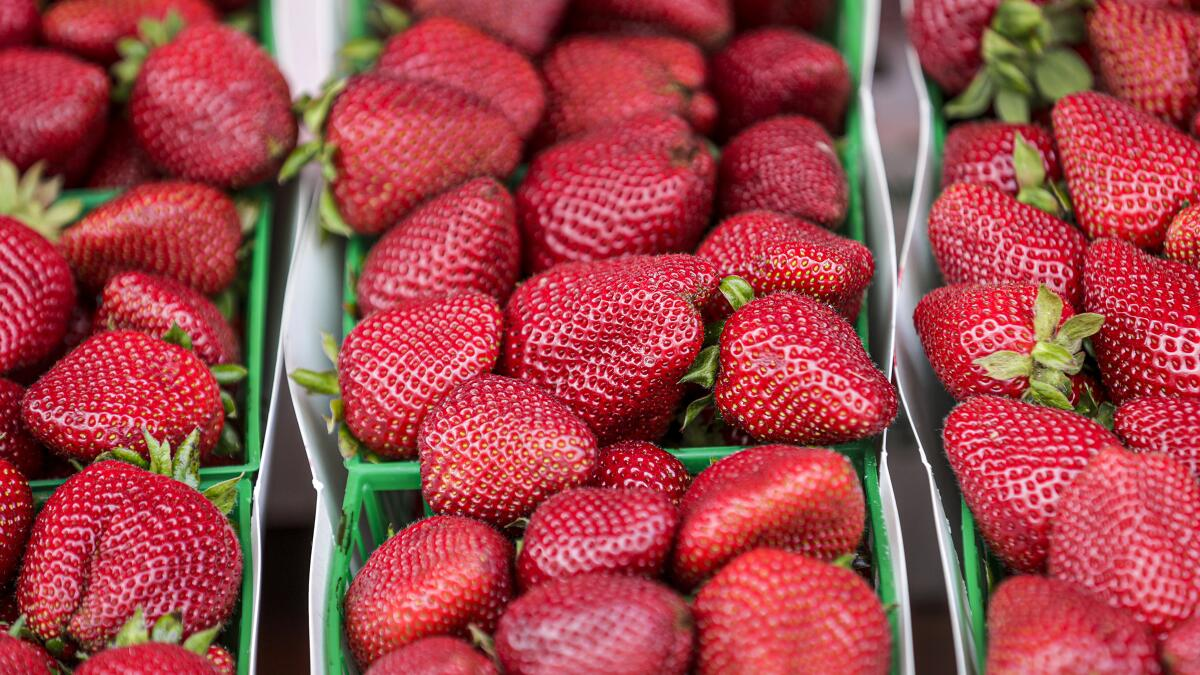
591;440;690;505
0;379;41;476
566;0;731;48
326;74;521;235
21;330;224;462
518;114;716;272
501;255;718;445
0;0;38;48
343;516;513;669
406;0;568;55
0;217;76;375
941;121;1060;195
0;459;31;586
717;115;848;228
131;23;296;188
367;637;497;675
716;293;896;445
908;0;1004;95
517;486;678;590
206;644;234;675
61;181;242;294
1165;615;1200;675
929;183;1086;307
1166;203;1200;266
1049;447;1200;637
0;632;54;675
694;549;890;675
710;27;850;137
943;396;1121;573
43;0;217;64
1084;238;1200;402
86;117;162;189
419;375;597;526
77;643;218;674
339;293;502;459
495;574;693;675
1115;395;1200;479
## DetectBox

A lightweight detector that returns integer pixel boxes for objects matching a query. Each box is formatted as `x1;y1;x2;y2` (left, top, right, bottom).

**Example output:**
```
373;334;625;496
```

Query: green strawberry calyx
277;80;354;236
1012;132;1073;219
97;428;242;516
289;332;378;460
945;0;1094;123
338;4;412;73
111;10;188;102
678;276;755;431
100;608;222;658
0;160;83;241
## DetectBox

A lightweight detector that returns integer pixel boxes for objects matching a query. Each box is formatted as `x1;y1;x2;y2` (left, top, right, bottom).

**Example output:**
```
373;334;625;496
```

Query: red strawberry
1084;238;1200;402
343;515;513;669
419;375;597;526
591;441;690;505
717;115;848;228
0;0;37;48
403;0;568;54
942;396;1121;573
0;379;41;476
517;487;678;589
518;114;716;272
96;271;240;366
495;573;693;675
672;446;864;588
0;631;53;674
501;255;718;445
0;48;108;183
1166;615;1200;675
368;637;497;675
0;459;31;585
0;217;76;374
710;28;849;137
940;121;1059;196
356;178;520;314
696;210;873;321
1166;203;1200;266
43;0;216;64
1054;91;1200;249
61;181;241;294
909;0;1005;96
566;0;731;48
86;118;162;189
733;0;832;30
21;330;224;462
693;549;890;675
206;644;234;675
1115;395;1200;478
77;643;216;674
928;183;1086;306
985;575;1159;675
375;17;545;139
1050;446;1200;637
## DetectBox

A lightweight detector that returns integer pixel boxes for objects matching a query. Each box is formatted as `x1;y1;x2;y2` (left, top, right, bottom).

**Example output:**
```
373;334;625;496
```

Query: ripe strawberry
566;0;731;48
368;637;497;675
671;446;864;588
78;643;216;674
356;178;520;314
206;644;234;675
501;255;718;445
696;210;873;321
1165;615;1200;675
733;0;832;30
43;0;216;64
517;487;678;589
86;118;162;188
1115;395;1200;478
419;375;597;526
495;574;693;675
0;217;76;375
0;459;31;585
404;0;568;54
985;575;1159;675
518;114;715;272
928;183;1086;307
21;330;224;462
710;28;849;137
0;0;38;48
128;22;296;188
717;115;848;228
375;17;545;140
0;379;41;476
693;549;890;675
591;441;690;505
940;121;1059;196
942;396;1121;573
343;516;513;669
1165;203;1200;266
61;181;241;294
909;0;1005;95
0;634;53;673
0;48;108;183
1084;238;1200;402
1053;91;1200;249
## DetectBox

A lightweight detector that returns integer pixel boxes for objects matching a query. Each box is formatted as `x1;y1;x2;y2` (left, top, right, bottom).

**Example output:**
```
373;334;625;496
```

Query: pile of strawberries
911;0;1200;671
0;0;297;672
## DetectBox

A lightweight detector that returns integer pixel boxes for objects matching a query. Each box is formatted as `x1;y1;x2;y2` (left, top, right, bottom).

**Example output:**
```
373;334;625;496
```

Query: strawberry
942;396;1121;573
343;515;513;669
0;48;108;184
909;0;1006;95
403;0;568;54
61;181;242;294
985;575;1159;675
205;644;234;675
1165;615;1200;675
21;330;225;463
1053;91;1200;249
1166;203;1200;266
717;115;848;228
494;574;693;675
0;459;31;585
693;549;890;675
591;440;690;505
1084;238;1200;402
695;210;873;321
1049;446;1200;637
76;611;232;675
0;630;53;674
501;255;718;445
710;28;850;137
940;121;1059;196
733;0;832;31
565;0;731;49
96;271;240;366
517;486;678;590
518;114;716;273
86;118;161;189
356;178;520;313
1115;395;1200;478
0;379;41;476
368;637;497;675
0;217;76;375
419;374;597;526
0;0;38;48
43;0;216;64
671;446;864;588
374;17;545;140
